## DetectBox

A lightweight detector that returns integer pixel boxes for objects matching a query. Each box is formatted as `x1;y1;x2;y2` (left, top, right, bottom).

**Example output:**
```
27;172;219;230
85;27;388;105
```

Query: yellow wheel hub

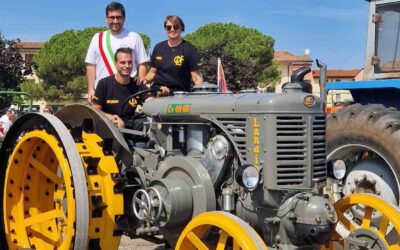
176;211;268;250
4;130;76;249
324;193;400;249
3;128;123;250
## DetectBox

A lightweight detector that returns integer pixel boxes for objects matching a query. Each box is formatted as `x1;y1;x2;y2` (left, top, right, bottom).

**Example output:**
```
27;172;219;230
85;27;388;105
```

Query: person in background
85;2;148;103
43;105;54;114
92;47;153;130
0;113;16;140
142;15;203;96
0;108;15;127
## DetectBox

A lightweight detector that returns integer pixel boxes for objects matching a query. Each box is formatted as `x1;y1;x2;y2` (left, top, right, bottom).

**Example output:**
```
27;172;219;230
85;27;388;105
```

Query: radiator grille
276;116;307;186
216;117;247;161
312;115;327;181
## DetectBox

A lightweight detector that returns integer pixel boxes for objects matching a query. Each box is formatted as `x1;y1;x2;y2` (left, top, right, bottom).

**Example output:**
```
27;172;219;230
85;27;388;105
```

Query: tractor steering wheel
120;89;158;115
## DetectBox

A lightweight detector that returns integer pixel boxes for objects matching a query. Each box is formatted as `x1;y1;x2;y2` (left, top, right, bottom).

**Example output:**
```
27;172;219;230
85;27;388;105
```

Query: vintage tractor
0;65;399;250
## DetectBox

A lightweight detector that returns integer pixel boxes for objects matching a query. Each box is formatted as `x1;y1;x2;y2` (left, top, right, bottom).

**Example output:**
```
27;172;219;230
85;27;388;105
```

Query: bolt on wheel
4;130;76;250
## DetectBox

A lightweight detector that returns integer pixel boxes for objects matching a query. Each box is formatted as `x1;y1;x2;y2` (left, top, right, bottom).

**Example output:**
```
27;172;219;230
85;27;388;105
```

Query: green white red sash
98;30;116;76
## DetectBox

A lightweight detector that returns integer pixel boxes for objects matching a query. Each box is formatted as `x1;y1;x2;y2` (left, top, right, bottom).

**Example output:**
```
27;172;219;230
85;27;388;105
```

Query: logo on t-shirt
107;100;119;104
173;55;184;66
129;98;137;108
156;56;162;61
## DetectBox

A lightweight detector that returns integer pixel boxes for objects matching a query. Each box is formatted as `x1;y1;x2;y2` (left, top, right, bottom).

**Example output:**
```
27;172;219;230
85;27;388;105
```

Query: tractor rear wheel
327;104;400;206
327;104;400;244
0;113;123;250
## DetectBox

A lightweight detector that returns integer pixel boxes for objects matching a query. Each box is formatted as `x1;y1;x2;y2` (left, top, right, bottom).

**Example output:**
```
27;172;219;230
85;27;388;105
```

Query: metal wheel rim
4;130;78;249
175;211;268;250
332;193;400;249
0;113;89;250
328;143;400;205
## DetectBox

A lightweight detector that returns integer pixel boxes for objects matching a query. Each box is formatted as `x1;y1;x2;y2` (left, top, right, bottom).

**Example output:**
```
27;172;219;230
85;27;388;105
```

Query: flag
217;58;228;93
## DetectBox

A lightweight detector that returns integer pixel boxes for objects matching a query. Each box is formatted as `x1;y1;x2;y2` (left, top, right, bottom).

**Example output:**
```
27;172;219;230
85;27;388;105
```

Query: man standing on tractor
85;2;148;103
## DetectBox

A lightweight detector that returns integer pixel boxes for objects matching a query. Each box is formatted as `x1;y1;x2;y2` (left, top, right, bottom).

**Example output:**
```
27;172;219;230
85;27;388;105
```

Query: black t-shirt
93;76;147;120
150;40;200;93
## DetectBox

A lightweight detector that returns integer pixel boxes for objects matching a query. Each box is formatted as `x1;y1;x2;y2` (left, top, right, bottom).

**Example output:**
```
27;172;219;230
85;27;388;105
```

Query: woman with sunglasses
143;15;203;95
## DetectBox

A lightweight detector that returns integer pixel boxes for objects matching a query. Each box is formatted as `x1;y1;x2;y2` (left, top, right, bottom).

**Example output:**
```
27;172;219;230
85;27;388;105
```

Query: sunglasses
165;25;180;31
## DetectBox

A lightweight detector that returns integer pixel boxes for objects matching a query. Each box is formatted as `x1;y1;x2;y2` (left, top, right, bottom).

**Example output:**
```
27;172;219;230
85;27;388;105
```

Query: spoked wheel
4;130;77;249
326;193;400;250
175;211;268;250
0;113;123;250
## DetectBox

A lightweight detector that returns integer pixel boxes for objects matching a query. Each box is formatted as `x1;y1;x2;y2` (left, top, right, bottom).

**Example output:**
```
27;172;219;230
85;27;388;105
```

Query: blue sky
0;0;368;69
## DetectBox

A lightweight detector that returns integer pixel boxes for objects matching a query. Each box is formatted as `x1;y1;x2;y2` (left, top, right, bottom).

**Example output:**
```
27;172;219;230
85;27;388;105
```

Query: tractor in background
326;0;400;229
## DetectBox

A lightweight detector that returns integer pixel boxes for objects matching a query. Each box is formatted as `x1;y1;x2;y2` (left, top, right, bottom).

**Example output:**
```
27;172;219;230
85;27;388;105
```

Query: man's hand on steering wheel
159;86;170;96
110;114;125;128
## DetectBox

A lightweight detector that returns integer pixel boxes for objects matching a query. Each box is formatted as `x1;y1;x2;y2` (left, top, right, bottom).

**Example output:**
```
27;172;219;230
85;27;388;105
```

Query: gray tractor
0;65;399;250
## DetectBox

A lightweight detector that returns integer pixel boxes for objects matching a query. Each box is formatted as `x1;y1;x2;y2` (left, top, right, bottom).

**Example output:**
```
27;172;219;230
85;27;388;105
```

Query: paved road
118;235;168;250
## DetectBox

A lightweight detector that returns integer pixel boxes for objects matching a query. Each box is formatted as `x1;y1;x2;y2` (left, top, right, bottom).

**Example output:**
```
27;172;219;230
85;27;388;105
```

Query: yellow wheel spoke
337;211;356;231
23;209;64;227
333;194;400;250
187;231;209;250
176;211;267;250
30;227;59;246
233;239;240;250
361;206;373;229
216;231;228;250
30;157;63;185
379;216;390;235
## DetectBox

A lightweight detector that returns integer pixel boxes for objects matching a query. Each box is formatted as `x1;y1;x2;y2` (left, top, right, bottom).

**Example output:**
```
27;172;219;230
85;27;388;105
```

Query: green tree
34;27;151;97
139;33;151;53
66;75;86;100
20;82;46;101
198;44;260;91
46;86;62;101
34;27;104;90
184;23;280;89
258;62;281;92
0;33;25;109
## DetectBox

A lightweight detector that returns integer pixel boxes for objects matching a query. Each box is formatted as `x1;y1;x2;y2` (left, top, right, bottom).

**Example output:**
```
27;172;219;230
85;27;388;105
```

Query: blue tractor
326;0;400;220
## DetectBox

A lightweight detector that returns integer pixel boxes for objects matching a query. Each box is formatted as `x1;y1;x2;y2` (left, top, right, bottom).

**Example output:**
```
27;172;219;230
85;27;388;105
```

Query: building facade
16;41;45;83
313;69;363;106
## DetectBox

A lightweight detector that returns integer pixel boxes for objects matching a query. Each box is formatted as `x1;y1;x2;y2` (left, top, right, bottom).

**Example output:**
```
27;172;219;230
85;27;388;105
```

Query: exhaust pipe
316;59;327;112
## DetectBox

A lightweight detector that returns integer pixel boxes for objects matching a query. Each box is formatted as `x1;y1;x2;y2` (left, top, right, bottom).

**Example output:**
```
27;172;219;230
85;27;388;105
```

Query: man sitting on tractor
92;47;153;130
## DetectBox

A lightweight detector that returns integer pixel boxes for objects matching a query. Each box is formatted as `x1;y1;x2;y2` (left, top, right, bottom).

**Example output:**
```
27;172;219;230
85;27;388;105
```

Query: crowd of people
86;2;203;129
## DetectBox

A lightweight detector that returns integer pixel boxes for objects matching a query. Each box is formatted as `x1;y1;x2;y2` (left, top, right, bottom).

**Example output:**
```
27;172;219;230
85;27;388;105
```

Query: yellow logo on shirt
107;100;119;104
156;56;162;61
173;55;184;66
128;98;137;108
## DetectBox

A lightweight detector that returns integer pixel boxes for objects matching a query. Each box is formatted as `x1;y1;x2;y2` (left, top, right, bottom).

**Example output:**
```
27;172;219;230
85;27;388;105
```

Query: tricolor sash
98;30;116;76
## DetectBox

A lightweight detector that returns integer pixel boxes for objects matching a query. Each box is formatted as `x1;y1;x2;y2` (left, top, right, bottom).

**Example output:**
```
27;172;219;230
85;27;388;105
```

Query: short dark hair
115;47;132;61
164;15;185;32
106;2;125;17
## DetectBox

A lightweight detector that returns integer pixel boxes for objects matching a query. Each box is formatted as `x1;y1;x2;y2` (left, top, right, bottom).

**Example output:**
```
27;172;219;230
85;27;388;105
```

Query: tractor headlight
236;165;260;190
210;135;229;160
327;160;346;180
